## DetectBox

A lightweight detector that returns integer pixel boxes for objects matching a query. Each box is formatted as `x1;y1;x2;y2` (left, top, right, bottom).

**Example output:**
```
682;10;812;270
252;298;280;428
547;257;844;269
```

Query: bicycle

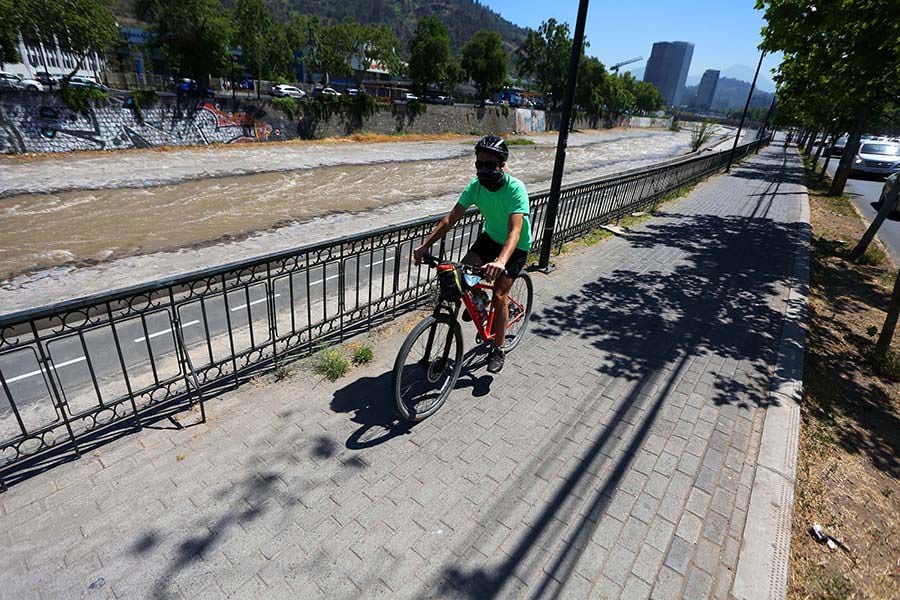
392;253;534;422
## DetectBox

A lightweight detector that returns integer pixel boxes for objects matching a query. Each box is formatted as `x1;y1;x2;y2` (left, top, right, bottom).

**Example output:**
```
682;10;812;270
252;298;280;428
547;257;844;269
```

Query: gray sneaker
487;346;505;374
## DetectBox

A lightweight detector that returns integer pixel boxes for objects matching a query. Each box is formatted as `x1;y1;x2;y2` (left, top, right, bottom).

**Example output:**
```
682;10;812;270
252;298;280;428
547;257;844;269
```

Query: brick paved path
0;144;806;599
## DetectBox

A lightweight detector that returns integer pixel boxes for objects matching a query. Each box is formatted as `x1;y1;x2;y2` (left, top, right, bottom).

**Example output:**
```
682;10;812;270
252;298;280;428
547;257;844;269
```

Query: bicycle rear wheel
502;273;534;353
393;315;463;422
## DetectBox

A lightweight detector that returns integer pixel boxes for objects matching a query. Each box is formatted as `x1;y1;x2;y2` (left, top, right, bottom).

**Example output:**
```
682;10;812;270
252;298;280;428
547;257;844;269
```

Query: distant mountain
683;76;774;111
115;0;529;55
721;64;776;92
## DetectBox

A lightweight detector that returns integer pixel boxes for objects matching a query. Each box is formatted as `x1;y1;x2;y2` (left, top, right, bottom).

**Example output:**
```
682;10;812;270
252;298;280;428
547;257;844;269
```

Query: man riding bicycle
413;134;532;374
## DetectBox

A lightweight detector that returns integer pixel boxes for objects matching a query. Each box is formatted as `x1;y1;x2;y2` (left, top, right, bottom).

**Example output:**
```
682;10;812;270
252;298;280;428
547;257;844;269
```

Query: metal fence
0;137;768;485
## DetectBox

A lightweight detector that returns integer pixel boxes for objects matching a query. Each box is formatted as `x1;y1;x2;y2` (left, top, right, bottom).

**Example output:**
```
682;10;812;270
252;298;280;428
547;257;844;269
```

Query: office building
643;41;694;107
695;69;719;109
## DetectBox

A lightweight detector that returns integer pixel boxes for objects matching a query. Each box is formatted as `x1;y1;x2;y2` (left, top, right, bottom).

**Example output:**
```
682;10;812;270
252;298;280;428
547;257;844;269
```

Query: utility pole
537;0;590;271
726;50;765;172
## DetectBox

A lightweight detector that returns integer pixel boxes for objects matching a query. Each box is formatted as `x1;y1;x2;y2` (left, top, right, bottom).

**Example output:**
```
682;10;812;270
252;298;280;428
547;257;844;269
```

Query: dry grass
788;154;900;600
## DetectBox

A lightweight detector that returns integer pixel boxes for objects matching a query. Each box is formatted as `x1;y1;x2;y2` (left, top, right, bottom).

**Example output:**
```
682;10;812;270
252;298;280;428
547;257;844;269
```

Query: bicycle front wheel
393;315;463;422
502;272;534;353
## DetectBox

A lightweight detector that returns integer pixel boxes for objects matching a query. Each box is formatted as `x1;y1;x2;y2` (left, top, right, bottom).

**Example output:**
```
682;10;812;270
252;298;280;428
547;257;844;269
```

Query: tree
600;74;635;125
575;56;607;121
461;30;507;104
18;0;118;85
515;19;574;109
408;16;452;95
233;0;270;97
136;0;232;86
442;58;465;97
354;23;401;86
0;0;21;68
628;78;665;113
757;0;900;194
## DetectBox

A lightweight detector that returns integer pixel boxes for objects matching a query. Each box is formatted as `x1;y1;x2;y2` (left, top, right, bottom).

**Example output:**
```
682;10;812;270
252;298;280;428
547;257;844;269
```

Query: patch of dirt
788;161;900;600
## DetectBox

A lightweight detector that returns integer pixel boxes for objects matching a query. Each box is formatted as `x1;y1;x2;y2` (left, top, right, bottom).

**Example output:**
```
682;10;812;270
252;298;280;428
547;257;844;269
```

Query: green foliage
575;55;607;116
461;30;508;103
234;0;292;84
507;138;535;146
669;117;681;131
690;121;719;151
351;343;374;365
856;245;887;266
625;75;665;113
314;347;350;381
18;0;118;79
600;74;636;121
60;86;110;115
408;16;452;95
271;96;299;121
405;98;425;118
135;0;231;84
0;0;21;65
304;92;378;123
129;90;158;124
757;0;900;135
516;19;576;109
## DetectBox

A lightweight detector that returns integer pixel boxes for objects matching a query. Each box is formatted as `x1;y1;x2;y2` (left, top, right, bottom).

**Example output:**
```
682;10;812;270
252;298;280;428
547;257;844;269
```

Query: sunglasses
475;160;501;170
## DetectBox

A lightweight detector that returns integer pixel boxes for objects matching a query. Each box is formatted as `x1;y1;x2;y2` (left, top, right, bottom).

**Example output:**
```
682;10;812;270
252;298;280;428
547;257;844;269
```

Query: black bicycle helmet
475;134;509;163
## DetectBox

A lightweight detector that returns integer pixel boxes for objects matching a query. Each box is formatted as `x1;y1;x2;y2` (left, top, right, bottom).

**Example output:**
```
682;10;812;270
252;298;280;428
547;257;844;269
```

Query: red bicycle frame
457;277;527;342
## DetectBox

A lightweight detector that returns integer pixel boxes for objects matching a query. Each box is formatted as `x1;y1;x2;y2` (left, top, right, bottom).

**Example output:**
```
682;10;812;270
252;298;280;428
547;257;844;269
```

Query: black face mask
477;170;505;191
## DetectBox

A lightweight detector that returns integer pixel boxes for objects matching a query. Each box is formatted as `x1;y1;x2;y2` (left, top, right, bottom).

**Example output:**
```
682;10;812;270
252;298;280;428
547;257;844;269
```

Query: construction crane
610;57;643;74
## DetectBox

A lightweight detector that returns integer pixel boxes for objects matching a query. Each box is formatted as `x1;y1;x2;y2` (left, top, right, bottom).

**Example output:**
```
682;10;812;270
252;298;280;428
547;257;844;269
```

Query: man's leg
491;275;514;348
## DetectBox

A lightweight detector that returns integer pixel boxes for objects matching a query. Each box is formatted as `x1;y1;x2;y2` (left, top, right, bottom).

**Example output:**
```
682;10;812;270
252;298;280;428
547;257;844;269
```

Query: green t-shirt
457;174;532;252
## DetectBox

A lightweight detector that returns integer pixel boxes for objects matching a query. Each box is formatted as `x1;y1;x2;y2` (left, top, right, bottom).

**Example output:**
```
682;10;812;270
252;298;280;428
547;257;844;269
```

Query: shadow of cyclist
331;342;500;449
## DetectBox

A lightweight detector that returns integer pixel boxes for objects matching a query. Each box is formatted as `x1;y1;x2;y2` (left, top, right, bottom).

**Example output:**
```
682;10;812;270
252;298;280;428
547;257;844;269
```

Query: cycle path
0;142;807;599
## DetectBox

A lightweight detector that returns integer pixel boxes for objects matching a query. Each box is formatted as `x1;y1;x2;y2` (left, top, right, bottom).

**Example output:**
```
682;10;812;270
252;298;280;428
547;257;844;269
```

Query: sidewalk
0;143;808;600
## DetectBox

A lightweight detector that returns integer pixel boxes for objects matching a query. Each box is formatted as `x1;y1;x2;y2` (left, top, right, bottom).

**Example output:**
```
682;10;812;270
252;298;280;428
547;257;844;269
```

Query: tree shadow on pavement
430;154;807;597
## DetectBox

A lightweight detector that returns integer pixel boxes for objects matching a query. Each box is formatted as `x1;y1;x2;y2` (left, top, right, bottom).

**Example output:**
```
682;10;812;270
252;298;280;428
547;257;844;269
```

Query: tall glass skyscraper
643;41;694;107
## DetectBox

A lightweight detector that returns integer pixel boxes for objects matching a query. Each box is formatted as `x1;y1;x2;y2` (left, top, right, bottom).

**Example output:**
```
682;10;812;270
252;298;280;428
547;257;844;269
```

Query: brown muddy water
0;129;697;282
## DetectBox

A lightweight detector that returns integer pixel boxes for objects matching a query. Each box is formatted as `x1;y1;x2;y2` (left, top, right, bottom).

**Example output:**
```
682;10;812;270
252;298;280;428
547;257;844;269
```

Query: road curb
732;154;809;600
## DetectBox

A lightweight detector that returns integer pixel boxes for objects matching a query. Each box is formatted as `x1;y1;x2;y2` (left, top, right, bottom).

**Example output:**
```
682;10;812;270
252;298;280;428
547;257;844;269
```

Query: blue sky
481;0;781;91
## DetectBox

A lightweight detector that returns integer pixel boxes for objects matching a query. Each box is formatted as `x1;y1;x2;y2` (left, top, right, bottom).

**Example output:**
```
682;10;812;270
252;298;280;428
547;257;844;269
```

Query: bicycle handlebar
419;253;507;278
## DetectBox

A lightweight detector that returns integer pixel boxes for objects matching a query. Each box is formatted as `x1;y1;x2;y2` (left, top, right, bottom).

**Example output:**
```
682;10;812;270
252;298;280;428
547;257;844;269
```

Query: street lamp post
537;0;591;272
726;49;766;172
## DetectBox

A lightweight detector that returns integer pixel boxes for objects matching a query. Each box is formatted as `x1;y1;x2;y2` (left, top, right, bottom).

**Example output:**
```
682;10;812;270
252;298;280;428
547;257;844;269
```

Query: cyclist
413;134;532;374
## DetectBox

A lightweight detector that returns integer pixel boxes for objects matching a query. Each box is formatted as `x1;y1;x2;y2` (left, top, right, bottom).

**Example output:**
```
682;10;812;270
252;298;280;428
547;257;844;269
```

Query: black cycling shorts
463;232;528;279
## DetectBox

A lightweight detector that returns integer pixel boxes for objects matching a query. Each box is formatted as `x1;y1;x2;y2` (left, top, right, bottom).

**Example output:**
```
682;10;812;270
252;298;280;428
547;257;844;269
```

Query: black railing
0;137;769;485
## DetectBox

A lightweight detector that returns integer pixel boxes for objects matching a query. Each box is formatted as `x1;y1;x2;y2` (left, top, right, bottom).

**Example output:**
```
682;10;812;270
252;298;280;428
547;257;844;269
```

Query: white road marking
134;320;201;343
230;294;280;312
5;356;87;384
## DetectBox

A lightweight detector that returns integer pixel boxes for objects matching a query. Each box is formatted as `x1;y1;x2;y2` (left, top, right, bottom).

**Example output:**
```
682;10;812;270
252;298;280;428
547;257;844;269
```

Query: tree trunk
813;129;827;164
874;266;900;362
821;134;837;175
849;180;899;260
831;107;868;196
805;129;817;154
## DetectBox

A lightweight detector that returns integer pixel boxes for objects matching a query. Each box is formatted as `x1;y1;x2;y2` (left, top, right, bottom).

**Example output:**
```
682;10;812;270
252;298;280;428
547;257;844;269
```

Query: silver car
0;71;43;91
879;172;899;216
852;142;900;177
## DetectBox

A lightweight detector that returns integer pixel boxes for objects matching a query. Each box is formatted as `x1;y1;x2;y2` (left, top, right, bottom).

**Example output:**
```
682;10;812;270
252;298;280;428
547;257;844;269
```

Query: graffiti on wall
515;108;546;134
0;96;284;154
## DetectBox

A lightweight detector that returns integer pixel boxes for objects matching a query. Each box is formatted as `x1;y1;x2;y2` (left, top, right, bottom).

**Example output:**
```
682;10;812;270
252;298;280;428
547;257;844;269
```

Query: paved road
0;143;805;599
812;148;900;262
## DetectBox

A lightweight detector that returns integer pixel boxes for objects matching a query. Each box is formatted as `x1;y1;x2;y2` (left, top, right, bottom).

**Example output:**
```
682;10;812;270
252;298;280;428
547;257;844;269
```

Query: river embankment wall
0;91;671;154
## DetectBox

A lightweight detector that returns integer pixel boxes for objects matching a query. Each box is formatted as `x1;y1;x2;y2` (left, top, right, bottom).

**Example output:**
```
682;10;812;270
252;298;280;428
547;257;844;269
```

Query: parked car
425;94;453;105
0;71;43;91
851;141;900;177
66;75;109;92
346;88;363;96
824;135;849;156
312;86;341;97
33;71;58;87
878;173;900;216
171;77;213;97
270;84;306;98
401;92;418;101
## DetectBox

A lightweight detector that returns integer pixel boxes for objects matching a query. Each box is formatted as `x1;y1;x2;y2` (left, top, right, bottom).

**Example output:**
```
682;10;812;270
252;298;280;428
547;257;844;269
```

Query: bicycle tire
502;272;534;353
393;314;464;422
